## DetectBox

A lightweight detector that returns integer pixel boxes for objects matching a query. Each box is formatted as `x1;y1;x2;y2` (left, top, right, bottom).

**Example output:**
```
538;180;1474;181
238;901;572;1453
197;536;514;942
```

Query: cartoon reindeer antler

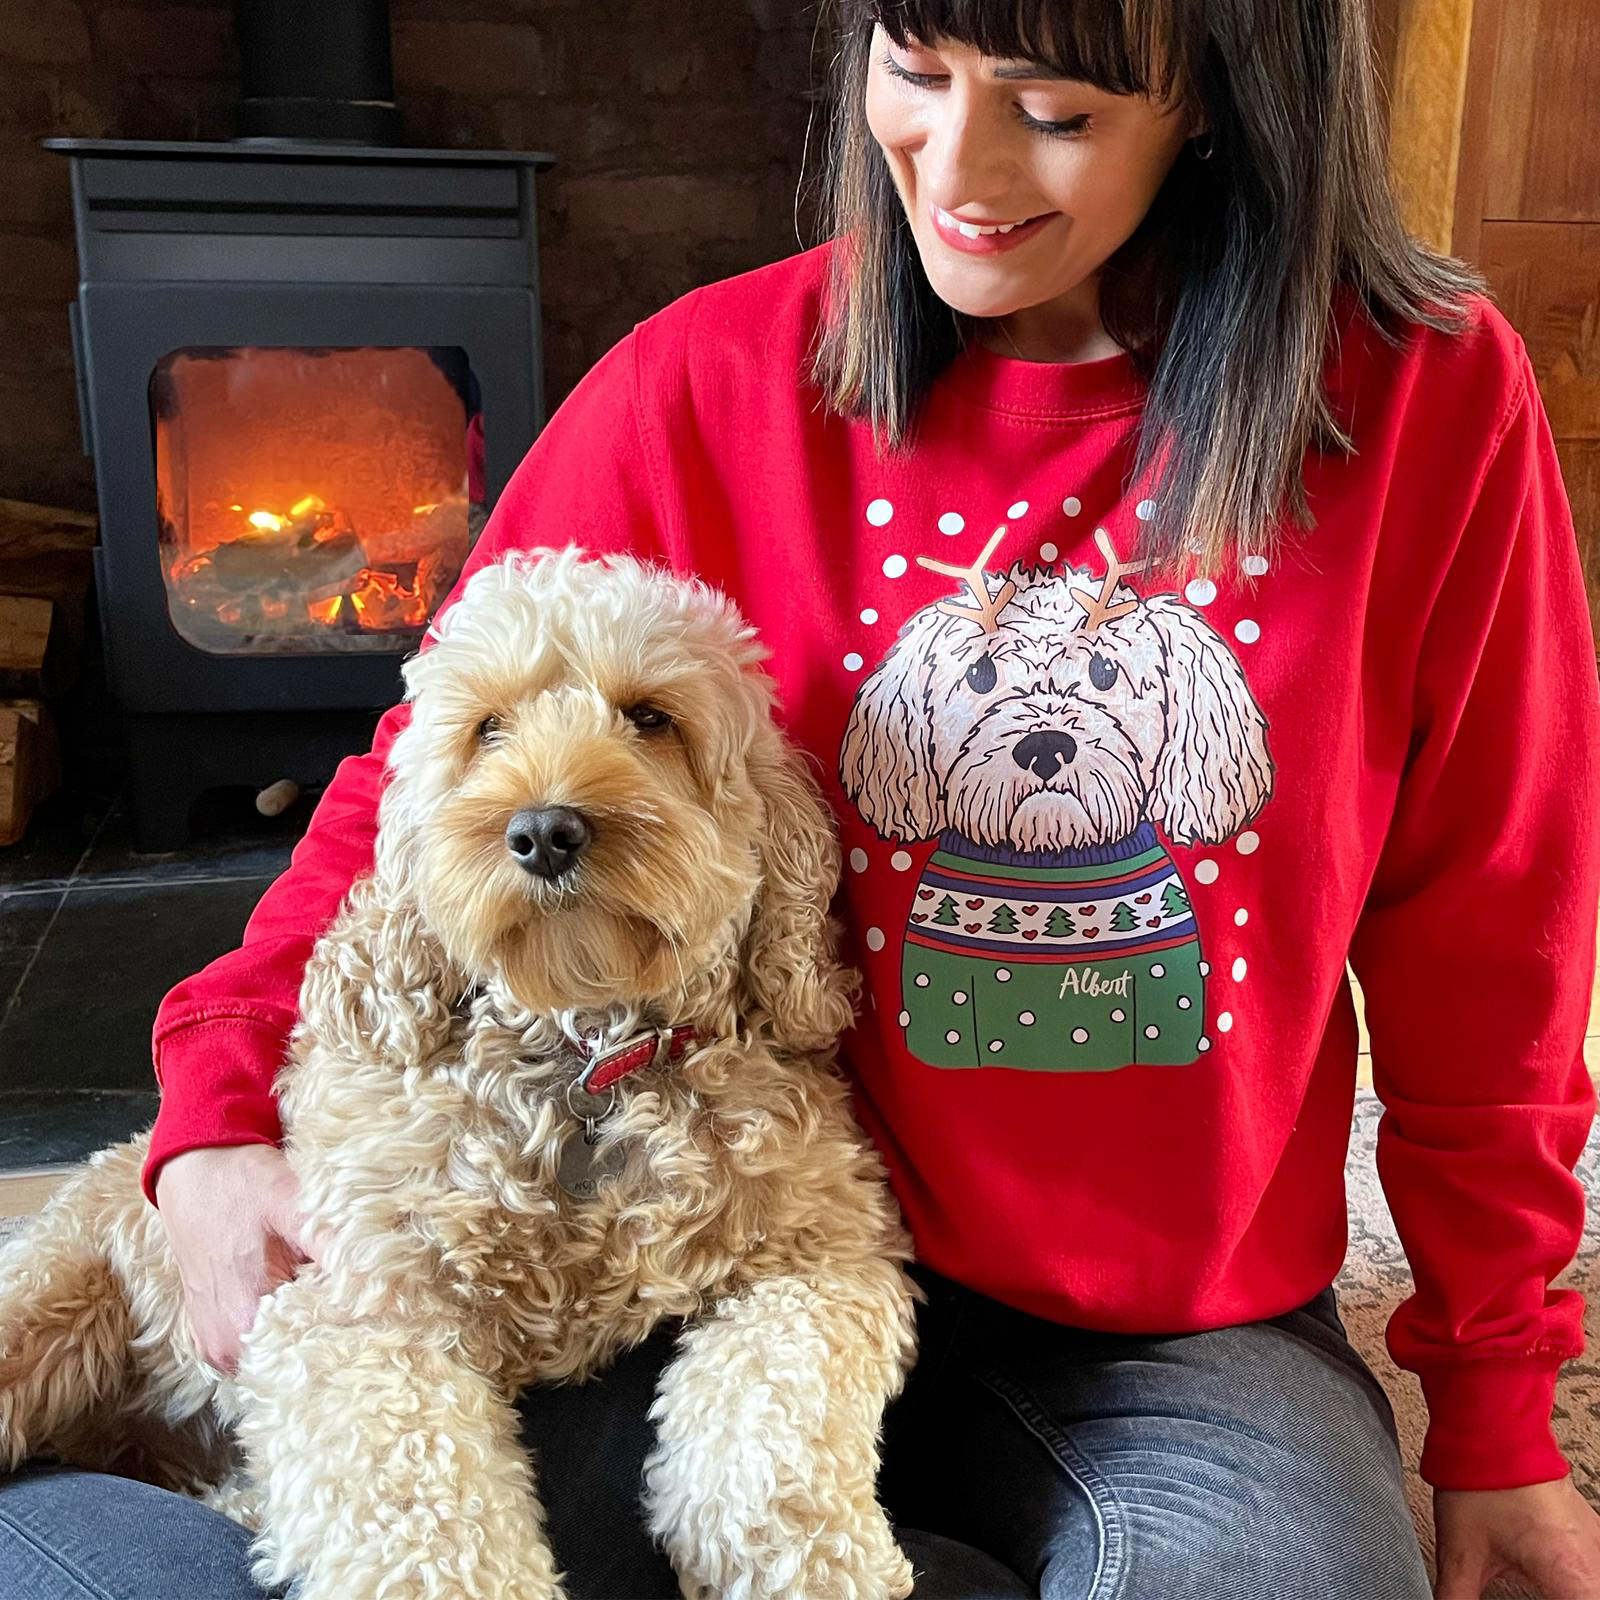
1070;526;1149;632
915;524;1017;634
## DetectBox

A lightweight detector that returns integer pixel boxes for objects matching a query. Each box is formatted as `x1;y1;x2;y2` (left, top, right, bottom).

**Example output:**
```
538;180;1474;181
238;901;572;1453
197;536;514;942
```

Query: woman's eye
1088;654;1119;692
966;654;998;694
626;703;673;732
476;713;502;741
880;52;1092;140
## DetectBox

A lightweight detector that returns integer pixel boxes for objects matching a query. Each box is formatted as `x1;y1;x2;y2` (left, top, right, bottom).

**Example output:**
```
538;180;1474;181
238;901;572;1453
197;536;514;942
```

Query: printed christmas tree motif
987;903;1019;934
1109;901;1138;933
1044;905;1077;938
1160;881;1190;919
932;893;961;926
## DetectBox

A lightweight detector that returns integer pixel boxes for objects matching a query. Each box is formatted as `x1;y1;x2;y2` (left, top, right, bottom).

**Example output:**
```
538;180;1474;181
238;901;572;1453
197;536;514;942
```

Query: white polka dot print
1236;831;1260;856
1062;496;1082;516
1217;1012;1233;1033
1072;1027;1090;1043
860;607;879;625
1234;908;1249;925
915;973;930;987
1007;500;1030;518
890;850;912;871
1185;578;1217;606
1234;619;1260;645
995;968;1012;982
866;927;886;952
1194;859;1219;885
945;1029;961;1044
843;652;864;672
1144;1024;1160;1039
1150;963;1165;978
1199;961;1211;976
1232;957;1247;981
952;990;968;1005
1019;1011;1036;1026
1198;1037;1211;1051
1135;499;1157;520
1177;996;1191;1009
898;1010;910;1027
1111;1008;1126;1022
882;553;907;578
849;848;868;873
1242;554;1269;577
989;1039;1004;1052
1040;542;1058;562
867;498;894;526
938;511;965;536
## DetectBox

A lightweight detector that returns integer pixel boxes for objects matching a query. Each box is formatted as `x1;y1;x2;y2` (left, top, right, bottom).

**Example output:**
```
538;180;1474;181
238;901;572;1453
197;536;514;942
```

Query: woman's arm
1347;343;1600;1492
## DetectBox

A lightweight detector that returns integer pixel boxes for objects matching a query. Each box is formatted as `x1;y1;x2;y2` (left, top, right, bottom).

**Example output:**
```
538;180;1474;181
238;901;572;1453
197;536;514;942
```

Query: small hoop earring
1194;132;1215;161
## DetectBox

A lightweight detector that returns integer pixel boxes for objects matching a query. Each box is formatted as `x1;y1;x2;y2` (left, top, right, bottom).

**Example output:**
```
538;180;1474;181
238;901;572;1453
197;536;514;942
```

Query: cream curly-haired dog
0;547;920;1600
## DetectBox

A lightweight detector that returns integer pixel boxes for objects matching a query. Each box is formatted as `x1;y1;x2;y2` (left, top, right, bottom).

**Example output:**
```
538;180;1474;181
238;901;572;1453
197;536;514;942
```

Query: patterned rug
3;1091;1595;1589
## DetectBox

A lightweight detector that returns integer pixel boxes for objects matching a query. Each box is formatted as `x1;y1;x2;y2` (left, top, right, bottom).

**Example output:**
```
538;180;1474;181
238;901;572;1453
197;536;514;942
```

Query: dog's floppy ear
296;856;468;1072
1141;593;1275;846
736;722;862;1054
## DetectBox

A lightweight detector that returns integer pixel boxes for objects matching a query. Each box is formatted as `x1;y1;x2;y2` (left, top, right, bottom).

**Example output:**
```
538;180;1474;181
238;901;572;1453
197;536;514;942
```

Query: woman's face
863;23;1197;357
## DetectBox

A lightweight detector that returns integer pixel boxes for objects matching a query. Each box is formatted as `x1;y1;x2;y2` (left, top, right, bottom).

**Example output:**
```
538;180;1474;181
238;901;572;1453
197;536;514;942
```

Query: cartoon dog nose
505;806;593;879
1012;730;1078;781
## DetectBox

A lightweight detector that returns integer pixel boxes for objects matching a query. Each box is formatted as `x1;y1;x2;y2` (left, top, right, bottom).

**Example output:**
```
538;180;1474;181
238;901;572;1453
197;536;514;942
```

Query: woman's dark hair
805;0;1488;578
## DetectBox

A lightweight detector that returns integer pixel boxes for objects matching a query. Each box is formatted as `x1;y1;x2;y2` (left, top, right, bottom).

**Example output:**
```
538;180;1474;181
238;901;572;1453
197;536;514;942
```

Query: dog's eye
965;654;998;694
476;713;503;741
1088;653;1119;691
626;703;673;732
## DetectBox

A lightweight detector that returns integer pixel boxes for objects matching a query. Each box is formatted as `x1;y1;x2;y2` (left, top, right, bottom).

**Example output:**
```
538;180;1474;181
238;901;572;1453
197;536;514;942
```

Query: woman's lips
929;202;1056;254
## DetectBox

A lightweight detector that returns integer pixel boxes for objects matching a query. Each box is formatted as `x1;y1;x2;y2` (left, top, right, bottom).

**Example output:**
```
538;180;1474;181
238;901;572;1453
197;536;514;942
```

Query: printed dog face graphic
838;526;1275;1072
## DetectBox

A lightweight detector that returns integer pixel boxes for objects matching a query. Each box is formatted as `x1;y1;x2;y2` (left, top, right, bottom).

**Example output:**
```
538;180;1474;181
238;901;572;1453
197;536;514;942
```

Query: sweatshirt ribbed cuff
1418;1358;1572;1489
142;1016;288;1207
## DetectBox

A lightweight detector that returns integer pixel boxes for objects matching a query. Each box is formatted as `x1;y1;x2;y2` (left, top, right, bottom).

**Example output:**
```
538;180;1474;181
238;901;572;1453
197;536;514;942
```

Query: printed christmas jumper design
838;523;1276;1071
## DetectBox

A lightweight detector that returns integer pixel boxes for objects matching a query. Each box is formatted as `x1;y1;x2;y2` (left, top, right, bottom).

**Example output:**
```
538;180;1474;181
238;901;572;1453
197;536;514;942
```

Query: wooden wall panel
1481;0;1600;222
1478;222;1600;642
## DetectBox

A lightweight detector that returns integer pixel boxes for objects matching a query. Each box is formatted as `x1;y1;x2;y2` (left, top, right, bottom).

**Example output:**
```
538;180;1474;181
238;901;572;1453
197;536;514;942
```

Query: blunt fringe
804;0;1489;579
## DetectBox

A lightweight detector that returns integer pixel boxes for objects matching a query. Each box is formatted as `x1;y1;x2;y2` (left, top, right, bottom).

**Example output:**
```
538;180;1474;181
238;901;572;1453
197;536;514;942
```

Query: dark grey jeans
0;1262;1431;1599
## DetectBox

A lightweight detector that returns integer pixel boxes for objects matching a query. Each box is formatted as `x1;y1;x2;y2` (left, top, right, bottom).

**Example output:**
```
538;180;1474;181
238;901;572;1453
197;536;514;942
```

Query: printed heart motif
1022;904;1039;915
1083;927;1100;939
1135;893;1152;904
1022;930;1039;940
917;889;935;901
964;923;982;933
911;913;928;923
1080;904;1097;915
965;898;984;910
1147;917;1161;927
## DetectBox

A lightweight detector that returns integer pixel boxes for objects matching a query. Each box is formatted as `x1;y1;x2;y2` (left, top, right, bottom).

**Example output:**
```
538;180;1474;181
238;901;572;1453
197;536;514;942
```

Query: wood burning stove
42;135;554;849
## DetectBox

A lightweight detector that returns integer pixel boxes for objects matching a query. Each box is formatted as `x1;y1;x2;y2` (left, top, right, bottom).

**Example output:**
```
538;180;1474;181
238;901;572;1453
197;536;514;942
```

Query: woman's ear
736;722;862;1054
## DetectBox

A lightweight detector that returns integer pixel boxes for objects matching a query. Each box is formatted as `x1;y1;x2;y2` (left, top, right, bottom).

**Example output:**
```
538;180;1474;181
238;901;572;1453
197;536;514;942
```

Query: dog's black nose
1012;730;1078;781
505;806;593;879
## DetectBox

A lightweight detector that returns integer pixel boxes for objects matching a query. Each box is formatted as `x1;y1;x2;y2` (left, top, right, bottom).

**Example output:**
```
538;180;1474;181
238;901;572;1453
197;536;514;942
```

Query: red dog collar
573;1023;700;1101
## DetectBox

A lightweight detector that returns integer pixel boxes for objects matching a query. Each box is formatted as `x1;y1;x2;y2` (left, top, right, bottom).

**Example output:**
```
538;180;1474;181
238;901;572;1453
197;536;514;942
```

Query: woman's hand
1434;1479;1600;1598
154;1143;322;1375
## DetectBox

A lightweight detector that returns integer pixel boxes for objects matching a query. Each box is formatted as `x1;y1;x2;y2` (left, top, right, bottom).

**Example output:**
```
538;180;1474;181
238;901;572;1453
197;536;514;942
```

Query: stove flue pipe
233;0;403;145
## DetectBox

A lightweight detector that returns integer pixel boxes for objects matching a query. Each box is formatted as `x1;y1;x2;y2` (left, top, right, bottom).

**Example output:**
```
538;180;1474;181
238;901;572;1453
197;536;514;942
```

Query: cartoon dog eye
965;654;998;694
1087;653;1118;691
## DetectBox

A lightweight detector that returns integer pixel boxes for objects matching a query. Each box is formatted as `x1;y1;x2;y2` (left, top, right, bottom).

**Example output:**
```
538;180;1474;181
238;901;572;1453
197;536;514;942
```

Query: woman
6;2;1598;1596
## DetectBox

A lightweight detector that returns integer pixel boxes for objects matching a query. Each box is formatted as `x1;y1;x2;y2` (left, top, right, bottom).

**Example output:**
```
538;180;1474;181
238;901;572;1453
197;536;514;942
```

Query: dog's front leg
231;1272;564;1600
642;1258;918;1600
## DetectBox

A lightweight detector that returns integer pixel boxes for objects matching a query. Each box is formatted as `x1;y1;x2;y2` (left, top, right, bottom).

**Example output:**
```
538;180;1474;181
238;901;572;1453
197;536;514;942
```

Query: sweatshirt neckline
936;336;1148;418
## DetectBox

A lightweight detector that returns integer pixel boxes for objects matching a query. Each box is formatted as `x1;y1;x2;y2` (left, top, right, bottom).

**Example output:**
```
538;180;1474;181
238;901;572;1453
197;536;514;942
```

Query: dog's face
841;560;1274;851
380;548;857;1046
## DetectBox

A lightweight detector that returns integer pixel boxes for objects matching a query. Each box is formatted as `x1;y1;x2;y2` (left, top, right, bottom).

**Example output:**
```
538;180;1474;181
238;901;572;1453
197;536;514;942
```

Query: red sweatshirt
147;241;1600;1492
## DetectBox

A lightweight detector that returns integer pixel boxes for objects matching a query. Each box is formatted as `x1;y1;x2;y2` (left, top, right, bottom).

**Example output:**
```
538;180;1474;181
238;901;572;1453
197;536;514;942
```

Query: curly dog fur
0;548;920;1600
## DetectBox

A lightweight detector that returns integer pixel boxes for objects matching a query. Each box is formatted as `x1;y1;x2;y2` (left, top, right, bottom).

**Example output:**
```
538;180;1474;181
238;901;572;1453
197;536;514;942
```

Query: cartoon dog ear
1140;593;1275;847
737;721;863;1054
838;610;946;842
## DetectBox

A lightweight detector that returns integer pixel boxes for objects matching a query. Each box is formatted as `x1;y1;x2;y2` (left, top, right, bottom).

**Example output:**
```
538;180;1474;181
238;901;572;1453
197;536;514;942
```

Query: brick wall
0;0;823;510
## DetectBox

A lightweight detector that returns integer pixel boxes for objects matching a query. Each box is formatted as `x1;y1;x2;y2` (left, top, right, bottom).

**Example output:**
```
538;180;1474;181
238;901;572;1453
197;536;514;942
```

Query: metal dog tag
556;1122;627;1200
